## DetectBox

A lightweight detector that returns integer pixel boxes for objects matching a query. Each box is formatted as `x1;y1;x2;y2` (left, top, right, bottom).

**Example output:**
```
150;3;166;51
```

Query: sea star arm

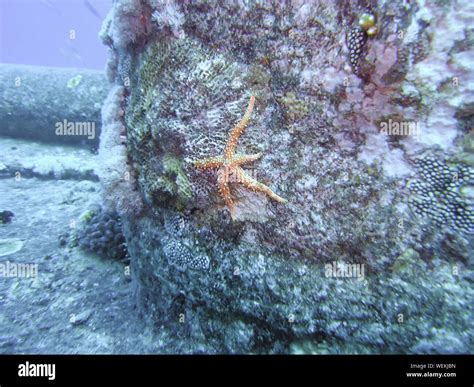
192;94;288;220
193;156;225;169
217;170;236;218
224;95;255;160
235;167;287;204
231;153;263;167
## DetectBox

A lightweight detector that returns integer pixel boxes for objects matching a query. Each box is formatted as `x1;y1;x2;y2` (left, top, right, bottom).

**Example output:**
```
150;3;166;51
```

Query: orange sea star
193;95;287;219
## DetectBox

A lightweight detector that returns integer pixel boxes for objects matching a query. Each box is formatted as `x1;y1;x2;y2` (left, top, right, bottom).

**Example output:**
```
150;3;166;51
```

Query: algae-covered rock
97;0;474;354
0;64;108;148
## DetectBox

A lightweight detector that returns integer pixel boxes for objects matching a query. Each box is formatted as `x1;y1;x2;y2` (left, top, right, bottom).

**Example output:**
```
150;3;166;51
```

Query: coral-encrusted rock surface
0;64;108;149
98;0;474;353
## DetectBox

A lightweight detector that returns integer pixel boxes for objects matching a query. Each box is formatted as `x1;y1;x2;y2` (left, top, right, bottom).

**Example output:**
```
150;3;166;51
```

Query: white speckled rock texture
97;0;474;353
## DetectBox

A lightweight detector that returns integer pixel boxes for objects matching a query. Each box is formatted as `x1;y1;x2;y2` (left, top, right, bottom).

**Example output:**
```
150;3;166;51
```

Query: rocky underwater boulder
97;0;474;353
0;64;108;149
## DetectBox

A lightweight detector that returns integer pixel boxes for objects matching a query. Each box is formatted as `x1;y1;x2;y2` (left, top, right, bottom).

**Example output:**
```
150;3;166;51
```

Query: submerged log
0;64;108;149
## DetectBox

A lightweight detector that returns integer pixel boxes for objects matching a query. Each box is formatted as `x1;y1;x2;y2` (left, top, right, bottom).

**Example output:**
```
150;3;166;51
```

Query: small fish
59;44;88;68
40;0;61;15
84;0;102;20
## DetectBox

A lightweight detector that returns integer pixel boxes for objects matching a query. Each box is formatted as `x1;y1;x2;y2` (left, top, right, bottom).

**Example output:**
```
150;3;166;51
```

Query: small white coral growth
100;0;151;48
151;0;185;38
98;86;143;216
99;8;114;46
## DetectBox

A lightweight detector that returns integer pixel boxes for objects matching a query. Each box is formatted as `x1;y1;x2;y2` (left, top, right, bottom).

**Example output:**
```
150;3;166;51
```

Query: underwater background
0;0;473;354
